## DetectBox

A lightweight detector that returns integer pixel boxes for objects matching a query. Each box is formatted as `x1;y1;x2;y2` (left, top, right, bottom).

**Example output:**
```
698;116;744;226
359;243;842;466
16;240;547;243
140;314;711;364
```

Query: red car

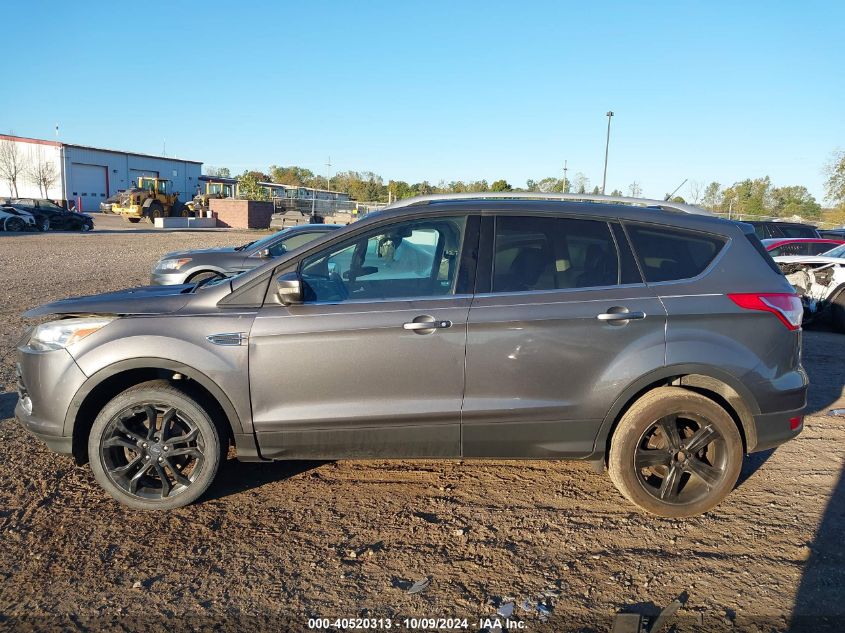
761;238;845;257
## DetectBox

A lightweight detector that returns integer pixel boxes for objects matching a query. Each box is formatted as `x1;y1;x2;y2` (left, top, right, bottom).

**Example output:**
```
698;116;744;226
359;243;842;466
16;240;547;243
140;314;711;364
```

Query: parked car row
1;198;94;232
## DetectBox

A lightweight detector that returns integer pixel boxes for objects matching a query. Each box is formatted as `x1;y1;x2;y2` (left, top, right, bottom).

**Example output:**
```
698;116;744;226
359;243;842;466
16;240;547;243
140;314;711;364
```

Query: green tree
771;185;821;219
491;179;512;192
237;171;269;200
701;182;722;209
721;177;773;216
269;165;316;187
824;150;845;207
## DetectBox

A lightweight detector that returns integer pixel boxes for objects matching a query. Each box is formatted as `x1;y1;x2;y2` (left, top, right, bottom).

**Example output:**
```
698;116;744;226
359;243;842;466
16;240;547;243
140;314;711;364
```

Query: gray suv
14;194;808;516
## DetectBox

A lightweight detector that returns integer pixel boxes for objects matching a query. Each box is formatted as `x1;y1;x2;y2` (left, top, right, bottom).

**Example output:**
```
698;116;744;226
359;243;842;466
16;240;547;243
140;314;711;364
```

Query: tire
4;217;24;232
608;386;743;518
830;290;845;334
88;381;225;510
187;270;222;284
146;201;165;220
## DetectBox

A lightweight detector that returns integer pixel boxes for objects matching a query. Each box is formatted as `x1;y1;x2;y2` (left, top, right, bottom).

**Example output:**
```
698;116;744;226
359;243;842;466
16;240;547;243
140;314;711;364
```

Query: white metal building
0;134;202;211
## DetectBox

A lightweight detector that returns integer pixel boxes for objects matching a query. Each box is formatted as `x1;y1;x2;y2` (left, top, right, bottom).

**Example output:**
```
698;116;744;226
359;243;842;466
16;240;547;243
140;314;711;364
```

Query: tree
573;173;590;194
824;150;845;207
688;180;704;205
490;179;512;192
721;177;773;216
236;171;269;200
0;138;24;197
771;185;821;219
701;182;722;209
269;165;316;187
627;181;642;198
26;147;59;198
205;166;231;178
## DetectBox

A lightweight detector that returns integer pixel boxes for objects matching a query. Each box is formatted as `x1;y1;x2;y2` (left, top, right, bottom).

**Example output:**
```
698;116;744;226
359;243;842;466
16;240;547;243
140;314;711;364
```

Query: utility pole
563;160;568;192
601;111;614;195
325;156;332;190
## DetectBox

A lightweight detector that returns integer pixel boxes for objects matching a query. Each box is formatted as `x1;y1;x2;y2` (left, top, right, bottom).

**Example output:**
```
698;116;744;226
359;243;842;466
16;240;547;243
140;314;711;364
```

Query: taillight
728;293;803;330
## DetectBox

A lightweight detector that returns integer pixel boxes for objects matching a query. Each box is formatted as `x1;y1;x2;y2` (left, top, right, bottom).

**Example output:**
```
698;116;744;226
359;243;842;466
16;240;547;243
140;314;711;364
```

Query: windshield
236;227;296;251
821;244;845;258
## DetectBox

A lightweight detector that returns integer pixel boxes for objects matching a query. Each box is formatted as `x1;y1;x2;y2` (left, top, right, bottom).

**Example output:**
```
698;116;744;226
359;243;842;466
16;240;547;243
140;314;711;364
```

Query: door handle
403;317;452;333
597;308;646;322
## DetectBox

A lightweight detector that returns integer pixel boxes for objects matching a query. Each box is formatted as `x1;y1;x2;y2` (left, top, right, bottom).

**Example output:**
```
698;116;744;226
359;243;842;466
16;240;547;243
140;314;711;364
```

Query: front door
249;214;478;459
462;214;667;458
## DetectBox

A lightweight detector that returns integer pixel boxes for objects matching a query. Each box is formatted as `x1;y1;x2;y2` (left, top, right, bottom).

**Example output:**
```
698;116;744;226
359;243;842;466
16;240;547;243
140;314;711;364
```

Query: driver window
300;216;467;302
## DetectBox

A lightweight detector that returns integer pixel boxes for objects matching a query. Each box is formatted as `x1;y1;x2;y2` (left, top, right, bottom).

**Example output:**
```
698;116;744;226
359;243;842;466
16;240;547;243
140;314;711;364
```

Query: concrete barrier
153;217;218;229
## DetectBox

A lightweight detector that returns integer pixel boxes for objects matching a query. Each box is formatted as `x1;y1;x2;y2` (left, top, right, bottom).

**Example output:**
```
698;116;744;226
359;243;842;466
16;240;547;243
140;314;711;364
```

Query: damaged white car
775;243;845;332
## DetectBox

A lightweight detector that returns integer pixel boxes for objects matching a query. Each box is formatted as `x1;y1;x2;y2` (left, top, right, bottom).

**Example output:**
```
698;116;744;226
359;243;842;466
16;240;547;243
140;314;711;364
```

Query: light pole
601;111;614;195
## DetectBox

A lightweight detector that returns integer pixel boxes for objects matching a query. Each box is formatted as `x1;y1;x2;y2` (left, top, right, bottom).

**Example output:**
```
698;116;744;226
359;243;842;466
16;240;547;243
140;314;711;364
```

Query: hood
161;246;240;259
773;255;845;265
24;284;194;318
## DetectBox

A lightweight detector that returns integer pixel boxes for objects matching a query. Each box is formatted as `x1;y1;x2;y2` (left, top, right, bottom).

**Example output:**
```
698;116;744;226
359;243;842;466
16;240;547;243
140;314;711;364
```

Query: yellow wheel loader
111;177;191;223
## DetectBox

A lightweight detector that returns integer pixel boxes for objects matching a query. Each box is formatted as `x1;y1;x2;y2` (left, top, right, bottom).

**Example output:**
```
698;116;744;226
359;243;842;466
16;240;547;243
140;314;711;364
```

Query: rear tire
830;290;845;334
88;381;224;510
608;386;743;518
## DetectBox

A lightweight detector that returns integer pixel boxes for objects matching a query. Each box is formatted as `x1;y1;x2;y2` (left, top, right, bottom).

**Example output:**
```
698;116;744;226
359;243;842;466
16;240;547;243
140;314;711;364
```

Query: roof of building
0;134;202;165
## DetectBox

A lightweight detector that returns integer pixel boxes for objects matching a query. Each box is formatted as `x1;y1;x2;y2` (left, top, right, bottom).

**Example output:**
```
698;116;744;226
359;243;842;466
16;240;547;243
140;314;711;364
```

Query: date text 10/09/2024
307;617;527;630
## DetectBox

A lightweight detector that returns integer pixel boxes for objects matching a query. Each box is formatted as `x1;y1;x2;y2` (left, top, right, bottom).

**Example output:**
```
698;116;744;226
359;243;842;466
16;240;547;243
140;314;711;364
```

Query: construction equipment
186;181;235;216
111;177;189;223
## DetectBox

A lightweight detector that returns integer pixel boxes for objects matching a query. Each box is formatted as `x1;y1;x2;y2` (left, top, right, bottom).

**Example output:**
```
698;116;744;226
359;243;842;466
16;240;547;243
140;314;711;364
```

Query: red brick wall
209;199;274;229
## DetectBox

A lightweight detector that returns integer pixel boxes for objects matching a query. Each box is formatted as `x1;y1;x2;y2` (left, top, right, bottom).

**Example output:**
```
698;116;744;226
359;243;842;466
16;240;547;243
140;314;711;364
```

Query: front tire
88;381;224;510
608;386;743;518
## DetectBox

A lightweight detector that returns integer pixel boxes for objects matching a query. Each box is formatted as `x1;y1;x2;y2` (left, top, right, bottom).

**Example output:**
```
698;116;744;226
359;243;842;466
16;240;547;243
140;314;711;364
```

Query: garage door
71;163;108;212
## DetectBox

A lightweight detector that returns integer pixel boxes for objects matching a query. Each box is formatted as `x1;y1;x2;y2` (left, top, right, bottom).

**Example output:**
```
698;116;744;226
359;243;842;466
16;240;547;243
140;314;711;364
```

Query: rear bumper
751;408;804;452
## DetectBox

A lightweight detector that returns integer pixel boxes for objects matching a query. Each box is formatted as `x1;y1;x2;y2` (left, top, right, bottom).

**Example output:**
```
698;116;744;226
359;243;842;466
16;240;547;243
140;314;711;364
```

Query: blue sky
2;1;843;201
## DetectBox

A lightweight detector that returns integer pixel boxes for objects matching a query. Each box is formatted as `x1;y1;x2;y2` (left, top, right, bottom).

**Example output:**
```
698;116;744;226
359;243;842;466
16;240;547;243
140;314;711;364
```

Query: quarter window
626;224;725;282
300;216;467;302
492;216;621;292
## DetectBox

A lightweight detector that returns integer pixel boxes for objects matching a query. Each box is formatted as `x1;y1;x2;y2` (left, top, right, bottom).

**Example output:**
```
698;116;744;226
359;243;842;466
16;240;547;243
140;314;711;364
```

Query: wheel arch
594;364;761;464
65;358;251;465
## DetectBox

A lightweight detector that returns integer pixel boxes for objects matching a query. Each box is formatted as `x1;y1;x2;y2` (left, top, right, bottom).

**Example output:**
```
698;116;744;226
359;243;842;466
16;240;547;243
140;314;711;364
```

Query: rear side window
492;216;620;292
626;224;726;282
779;224;817;238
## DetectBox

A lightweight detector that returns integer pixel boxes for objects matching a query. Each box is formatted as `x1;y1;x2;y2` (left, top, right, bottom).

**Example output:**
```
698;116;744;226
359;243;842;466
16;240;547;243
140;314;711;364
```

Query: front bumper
150;270;189;285
13;348;88;456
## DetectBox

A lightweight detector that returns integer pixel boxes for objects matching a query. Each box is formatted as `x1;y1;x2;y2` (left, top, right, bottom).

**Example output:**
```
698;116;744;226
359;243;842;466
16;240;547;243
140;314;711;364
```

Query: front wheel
88;381;224;510
608;386;743;518
4;217;25;232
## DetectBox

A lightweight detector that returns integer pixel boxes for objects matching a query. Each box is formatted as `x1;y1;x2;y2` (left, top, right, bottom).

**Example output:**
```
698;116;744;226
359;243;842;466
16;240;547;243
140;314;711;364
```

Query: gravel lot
0;216;844;632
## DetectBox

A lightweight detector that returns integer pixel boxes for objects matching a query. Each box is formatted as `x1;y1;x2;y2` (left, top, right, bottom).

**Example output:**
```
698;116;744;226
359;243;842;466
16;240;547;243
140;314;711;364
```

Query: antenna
665;178;688;201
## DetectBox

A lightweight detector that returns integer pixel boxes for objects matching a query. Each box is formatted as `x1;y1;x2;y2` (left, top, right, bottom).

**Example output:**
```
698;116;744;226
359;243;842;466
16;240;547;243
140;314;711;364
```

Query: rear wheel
830;290;845;333
88;382;224;510
608;386;743;518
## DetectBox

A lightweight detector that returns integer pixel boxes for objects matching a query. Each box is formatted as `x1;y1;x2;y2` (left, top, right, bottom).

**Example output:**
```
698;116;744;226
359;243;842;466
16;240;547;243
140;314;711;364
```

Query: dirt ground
0;217;844;632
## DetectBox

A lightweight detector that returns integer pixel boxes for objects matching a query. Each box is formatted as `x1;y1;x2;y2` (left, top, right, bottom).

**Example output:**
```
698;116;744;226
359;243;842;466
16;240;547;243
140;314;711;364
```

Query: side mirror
275;272;303;305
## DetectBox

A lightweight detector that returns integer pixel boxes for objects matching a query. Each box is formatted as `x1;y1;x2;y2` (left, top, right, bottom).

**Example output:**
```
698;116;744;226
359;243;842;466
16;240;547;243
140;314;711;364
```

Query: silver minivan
15;194;808;516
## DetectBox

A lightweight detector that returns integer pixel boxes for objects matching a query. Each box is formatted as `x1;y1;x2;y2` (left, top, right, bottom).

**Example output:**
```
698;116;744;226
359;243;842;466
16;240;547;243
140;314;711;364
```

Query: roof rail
383;192;714;216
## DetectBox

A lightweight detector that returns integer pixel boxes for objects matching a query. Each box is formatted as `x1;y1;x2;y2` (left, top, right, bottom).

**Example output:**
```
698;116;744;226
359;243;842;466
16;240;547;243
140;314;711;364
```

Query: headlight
156;258;192;271
27;317;115;352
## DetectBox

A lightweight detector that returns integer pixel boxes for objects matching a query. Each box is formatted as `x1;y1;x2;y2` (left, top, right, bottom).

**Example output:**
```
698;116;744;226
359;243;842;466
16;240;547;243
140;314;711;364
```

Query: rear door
462;214;667;458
